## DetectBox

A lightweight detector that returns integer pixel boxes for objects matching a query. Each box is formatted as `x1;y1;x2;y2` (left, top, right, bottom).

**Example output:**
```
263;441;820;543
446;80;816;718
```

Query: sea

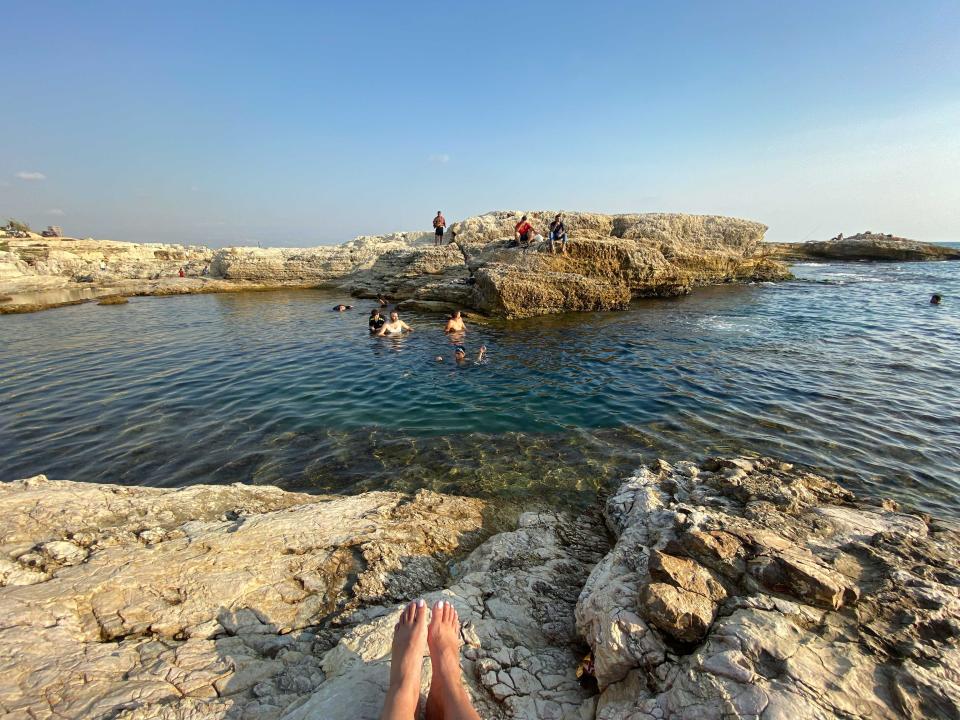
1;253;958;518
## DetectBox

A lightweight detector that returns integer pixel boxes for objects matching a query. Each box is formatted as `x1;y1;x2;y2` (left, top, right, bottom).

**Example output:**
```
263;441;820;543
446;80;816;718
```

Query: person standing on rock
178;267;185;278
433;211;446;246
549;214;568;254
380;599;482;720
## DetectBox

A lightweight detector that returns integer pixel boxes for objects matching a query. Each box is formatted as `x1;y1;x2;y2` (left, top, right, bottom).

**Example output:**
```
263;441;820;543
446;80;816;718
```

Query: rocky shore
2;456;957;719
0;211;790;317
766;233;960;262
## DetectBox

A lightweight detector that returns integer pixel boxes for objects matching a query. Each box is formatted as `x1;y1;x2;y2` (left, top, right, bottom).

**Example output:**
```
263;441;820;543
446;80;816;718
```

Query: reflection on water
2;286;120;306
1;257;959;517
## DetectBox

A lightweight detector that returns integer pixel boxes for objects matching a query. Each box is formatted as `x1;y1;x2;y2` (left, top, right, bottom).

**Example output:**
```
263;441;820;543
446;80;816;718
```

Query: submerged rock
2;456;956;718
767;232;960;262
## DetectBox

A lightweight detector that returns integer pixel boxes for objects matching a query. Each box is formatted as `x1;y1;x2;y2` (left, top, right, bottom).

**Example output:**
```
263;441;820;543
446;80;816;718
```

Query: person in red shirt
433;211;446;246
514;215;536;247
178;267;185;278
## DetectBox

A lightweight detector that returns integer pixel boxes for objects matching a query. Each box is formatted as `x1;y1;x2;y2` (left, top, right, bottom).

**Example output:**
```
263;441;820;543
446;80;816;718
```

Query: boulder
767;233;960;262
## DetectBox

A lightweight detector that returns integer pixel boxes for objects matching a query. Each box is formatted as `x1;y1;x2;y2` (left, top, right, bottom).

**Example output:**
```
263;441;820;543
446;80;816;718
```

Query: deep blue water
1;255;958;517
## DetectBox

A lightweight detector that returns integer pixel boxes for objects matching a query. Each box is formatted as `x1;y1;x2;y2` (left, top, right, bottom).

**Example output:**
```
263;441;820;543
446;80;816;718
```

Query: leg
426;600;481;720
381;600;429;720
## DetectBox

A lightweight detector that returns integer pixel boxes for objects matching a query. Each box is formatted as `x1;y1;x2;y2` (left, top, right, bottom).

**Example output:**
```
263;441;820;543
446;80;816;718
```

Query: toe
443;600;454;624
403;600;416;623
414;598;427;623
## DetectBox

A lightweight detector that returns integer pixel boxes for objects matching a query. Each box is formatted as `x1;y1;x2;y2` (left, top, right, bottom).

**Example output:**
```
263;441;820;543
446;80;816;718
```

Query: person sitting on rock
444;310;466;334
514;216;535;247
377;311;412;336
370;308;386;332
380;599;482;720
333;304;353;312
549;213;568;254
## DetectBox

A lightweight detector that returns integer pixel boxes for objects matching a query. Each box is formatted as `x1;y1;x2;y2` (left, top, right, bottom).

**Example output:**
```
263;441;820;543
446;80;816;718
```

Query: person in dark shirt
369;308;386;332
333;304;353;312
549;214;568;254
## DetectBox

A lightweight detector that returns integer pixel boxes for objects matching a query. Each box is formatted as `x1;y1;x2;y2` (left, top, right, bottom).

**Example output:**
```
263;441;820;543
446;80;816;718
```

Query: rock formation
0;211;791;317
2;456;957;719
767;233;960;262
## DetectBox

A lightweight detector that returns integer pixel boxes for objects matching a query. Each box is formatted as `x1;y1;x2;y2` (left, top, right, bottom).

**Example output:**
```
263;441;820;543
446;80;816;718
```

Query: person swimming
377;311;412;336
369;308;386;333
333;304;353;312
444;310;466;334
436;345;486;364
931;293;943;305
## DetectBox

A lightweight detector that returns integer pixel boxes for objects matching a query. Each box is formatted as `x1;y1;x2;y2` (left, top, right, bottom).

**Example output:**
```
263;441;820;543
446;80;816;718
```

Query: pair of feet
381;599;480;720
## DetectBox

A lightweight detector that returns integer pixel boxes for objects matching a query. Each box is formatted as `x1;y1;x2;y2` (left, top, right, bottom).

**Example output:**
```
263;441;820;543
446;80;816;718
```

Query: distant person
444;310;466;333
369;308;386;332
178;267;185;278
549;214;568;254
377;311;412;336
201;265;209;276
436;345;486;364
433;211;446;246
333;304;353;312
514;216;534;247
931;293;943;305
377;295;389;307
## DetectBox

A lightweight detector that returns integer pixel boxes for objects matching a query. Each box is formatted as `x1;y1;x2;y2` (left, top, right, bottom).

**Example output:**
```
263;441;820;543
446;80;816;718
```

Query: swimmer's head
452;310;461;319
390;311;399;321
370;308;381;317
454;346;466;359
931;293;943;305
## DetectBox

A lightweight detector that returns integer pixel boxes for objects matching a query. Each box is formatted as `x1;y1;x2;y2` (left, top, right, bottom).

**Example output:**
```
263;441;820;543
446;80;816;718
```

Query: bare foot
380;599;428;720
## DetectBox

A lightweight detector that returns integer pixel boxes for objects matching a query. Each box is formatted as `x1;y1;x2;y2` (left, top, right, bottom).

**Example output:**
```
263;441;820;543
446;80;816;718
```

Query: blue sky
2;0;959;246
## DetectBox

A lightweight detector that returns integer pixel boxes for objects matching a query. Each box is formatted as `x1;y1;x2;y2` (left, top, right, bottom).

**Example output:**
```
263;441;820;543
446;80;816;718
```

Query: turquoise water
1;256;958;517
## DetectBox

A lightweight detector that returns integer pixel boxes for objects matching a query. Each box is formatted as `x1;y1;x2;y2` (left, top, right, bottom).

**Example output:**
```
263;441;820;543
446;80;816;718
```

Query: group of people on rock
512;213;568;254
431;210;570;254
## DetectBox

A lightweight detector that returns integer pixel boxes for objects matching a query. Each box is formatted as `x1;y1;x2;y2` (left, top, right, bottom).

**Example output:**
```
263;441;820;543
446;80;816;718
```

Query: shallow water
2;256;959;517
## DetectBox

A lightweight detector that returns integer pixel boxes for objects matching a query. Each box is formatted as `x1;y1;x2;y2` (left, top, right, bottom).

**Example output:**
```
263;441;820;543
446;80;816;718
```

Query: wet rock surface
2;456;957;718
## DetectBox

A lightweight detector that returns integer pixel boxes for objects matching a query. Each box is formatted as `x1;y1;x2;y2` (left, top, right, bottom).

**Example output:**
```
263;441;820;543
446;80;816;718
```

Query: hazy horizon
3;1;959;248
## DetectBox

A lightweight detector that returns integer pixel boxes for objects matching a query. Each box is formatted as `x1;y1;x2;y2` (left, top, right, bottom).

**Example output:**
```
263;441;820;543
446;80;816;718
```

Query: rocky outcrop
767;233;960;262
1;211;790;317
2;456;958;719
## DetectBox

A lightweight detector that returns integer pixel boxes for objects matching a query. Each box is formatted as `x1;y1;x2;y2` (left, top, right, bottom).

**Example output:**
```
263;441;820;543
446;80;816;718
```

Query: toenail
417;598;425;607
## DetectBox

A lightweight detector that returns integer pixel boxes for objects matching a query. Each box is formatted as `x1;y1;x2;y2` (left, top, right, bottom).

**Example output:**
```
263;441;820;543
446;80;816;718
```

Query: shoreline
2;455;957;718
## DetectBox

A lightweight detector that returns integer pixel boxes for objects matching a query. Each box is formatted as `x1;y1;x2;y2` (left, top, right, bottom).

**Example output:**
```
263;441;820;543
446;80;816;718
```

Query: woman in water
377;311;413;336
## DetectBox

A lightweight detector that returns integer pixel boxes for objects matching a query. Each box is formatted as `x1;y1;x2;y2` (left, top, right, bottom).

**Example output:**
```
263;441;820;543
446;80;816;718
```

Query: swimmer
377;311;412;336
931;293;943;305
378;295;389;307
369;308;386;333
444;310;466;334
379;599;481;720
333;304;353;312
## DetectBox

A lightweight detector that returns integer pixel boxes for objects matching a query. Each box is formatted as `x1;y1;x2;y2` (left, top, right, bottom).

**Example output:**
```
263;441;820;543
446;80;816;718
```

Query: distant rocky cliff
208;211;790;318
1;211;791;317
767;233;960;262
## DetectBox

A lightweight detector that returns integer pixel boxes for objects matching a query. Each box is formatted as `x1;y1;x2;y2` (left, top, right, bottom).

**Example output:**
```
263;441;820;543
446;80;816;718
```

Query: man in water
931;293;943;305
444;310;466;333
377;295;389;307
369;308;386;333
436;345;486;364
549;213;568;254
514;215;535;247
379;599;482;720
377;311;413;336
333;304;353;312
433;211;446;246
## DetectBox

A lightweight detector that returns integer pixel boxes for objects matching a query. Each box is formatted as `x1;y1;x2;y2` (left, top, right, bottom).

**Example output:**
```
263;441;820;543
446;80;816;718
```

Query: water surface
1;257;958;517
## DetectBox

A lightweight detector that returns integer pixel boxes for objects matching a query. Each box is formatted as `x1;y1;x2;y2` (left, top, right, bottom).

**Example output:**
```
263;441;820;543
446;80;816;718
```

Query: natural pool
1;258;958;517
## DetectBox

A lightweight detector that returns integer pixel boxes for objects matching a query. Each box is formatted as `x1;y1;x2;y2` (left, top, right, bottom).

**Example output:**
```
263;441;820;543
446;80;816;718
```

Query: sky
2;0;959;246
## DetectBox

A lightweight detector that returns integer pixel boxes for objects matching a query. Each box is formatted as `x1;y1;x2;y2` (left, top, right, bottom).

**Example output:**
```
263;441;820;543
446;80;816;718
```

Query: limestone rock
767;232;960;262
